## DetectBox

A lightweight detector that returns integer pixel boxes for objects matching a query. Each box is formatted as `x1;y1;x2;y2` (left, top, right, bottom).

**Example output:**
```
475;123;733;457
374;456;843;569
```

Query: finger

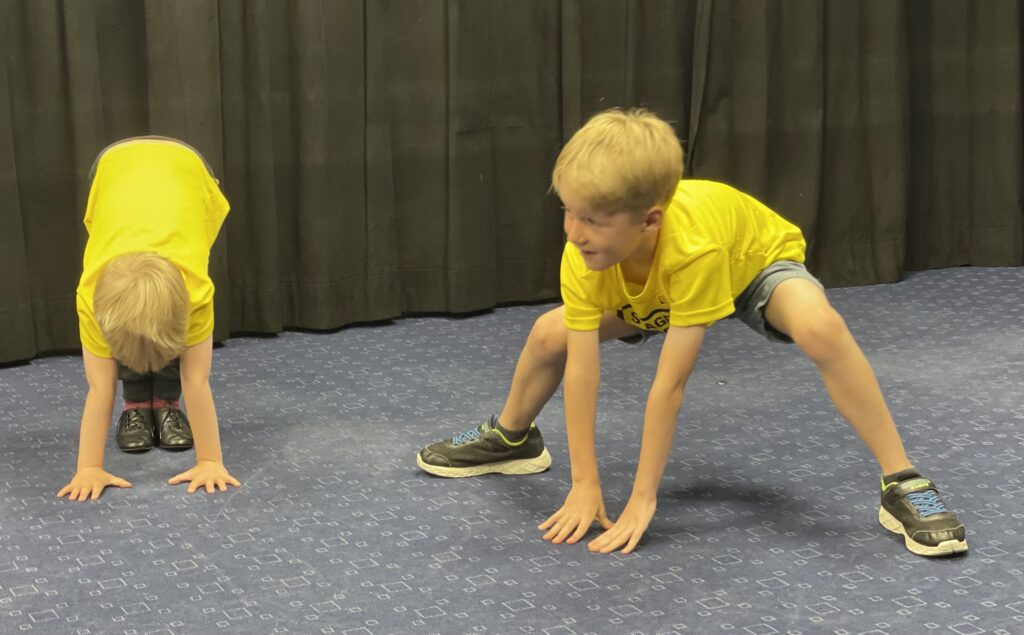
216;479;226;492
227;476;241;487
597;509;614;530
90;485;103;500
599;529;629;554
538;510;561;531
72;487;85;502
542;515;568;541
590;526;623;553
205;481;214;494
168;472;188;485
111;478;132;488
567;517;593;544
620;530;643;554
552;517;581;544
187;480;200;494
57;486;71;498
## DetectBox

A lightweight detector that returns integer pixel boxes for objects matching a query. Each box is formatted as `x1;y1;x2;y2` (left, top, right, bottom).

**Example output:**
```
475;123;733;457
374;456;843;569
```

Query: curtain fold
0;0;1021;364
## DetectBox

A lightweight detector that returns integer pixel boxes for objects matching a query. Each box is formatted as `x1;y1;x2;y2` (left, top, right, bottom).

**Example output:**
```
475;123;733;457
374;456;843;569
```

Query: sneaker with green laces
878;469;967;557
416;415;553;478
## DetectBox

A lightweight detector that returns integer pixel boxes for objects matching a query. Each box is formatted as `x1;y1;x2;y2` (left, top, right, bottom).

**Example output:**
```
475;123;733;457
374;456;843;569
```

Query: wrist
630;486;658;502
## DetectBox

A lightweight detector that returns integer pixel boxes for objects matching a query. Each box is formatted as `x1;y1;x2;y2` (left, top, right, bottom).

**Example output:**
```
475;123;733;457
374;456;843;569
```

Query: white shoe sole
878;507;968;556
416;449;552;478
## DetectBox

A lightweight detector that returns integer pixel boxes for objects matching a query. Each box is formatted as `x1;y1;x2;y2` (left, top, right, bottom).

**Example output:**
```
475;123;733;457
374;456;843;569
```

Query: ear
642;206;664;232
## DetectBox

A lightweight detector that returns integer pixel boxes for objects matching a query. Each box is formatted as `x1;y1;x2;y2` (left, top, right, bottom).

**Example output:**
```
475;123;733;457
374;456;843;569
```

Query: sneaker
878;470;967;556
154;407;194;451
417;415;552;478
115;408;155;453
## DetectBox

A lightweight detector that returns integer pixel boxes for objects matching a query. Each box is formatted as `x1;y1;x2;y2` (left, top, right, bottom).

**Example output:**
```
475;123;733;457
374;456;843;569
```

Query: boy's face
560;189;659;271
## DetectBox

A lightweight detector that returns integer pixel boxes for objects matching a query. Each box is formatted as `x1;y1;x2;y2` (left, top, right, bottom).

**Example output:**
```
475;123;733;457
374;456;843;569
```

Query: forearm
182;379;223;463
632;380;684;499
564;331;601;485
76;388;115;470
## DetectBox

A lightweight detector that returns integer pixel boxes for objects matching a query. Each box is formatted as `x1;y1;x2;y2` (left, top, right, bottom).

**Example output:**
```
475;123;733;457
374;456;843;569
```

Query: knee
526;311;569;360
789;306;851;364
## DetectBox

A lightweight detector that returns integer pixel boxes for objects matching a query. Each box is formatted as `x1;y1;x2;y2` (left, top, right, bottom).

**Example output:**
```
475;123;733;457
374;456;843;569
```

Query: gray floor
1;267;1022;635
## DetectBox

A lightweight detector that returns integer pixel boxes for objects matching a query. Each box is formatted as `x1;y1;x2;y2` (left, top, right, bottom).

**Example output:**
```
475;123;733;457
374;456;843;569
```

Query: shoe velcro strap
894;477;934;496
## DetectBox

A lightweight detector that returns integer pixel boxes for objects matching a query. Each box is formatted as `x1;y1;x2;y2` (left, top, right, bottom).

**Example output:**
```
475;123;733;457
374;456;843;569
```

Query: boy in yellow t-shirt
418;109;966;558
58;137;240;501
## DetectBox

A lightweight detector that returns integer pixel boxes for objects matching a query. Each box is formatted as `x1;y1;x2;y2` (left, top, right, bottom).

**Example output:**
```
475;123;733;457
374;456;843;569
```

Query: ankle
152;398;180;410
123;400;151;411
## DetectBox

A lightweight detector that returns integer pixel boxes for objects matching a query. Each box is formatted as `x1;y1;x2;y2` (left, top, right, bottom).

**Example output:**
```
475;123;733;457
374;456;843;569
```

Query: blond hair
552;108;683;215
93;252;189;373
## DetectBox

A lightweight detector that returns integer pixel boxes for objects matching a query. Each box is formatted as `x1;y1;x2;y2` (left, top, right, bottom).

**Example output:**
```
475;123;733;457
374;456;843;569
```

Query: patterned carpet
1;267;1022;634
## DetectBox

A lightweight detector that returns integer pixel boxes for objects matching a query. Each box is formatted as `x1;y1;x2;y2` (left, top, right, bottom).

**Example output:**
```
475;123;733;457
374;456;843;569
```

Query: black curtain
1;0;1021;364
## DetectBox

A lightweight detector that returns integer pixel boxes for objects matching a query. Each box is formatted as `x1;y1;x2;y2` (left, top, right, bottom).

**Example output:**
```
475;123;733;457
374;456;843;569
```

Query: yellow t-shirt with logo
76;139;230;358
561;179;806;332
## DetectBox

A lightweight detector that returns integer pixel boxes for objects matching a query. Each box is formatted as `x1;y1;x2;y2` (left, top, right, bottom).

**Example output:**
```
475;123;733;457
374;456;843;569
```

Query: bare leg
498;307;643;430
764;279;913;475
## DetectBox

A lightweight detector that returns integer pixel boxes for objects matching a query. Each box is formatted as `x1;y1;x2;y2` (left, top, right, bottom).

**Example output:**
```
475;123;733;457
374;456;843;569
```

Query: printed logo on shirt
616;304;670;332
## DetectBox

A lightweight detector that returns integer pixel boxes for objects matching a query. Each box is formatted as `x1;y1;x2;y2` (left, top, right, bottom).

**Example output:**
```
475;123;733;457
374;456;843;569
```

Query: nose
564;215;585;246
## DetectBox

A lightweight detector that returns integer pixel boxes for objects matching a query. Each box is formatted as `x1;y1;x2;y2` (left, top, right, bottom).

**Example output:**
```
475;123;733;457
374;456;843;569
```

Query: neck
620;227;660;283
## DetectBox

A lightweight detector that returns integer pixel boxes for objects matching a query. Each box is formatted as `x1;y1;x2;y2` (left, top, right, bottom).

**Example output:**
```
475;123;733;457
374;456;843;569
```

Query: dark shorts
620;260;824;344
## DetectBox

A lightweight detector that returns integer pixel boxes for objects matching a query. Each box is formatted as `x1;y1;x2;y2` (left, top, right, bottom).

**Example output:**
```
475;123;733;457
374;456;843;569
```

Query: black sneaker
417;415;552;478
879;470;967;556
115;408;155;453
154;407;194;451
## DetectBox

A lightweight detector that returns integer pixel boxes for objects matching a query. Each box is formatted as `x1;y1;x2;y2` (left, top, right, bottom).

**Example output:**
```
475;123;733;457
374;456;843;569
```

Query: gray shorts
620;260;824;344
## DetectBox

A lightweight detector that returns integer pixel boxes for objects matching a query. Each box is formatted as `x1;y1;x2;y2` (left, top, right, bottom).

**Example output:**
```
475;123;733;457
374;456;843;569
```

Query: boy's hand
169;460;241;494
57;467;131;501
539;483;613;544
588;494;657;554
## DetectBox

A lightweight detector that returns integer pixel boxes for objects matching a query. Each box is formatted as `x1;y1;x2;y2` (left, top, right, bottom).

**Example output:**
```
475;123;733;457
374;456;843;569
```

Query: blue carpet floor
1;267;1022;634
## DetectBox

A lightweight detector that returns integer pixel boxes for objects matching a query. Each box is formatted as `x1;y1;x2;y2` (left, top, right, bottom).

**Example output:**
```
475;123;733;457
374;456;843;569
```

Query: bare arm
57;350;131;500
589;324;705;553
564;328;601;484
168;336;240;493
538;328;613;543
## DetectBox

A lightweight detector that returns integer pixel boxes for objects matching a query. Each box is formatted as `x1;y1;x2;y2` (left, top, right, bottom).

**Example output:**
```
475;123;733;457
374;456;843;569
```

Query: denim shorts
620;260;824;344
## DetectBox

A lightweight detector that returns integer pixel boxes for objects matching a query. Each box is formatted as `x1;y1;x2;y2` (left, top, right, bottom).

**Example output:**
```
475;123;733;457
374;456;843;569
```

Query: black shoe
154;407;194;450
416;415;552;478
115;408;155;453
879;469;968;556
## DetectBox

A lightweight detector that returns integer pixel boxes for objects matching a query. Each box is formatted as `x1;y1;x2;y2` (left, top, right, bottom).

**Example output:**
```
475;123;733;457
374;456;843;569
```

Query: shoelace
905;490;949;518
451;422;487;446
163;411;187;432
122;412;148;432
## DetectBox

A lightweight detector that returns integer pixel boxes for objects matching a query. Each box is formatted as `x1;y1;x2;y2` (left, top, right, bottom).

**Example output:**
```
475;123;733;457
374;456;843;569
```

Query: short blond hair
552;108;683;215
94;252;189;373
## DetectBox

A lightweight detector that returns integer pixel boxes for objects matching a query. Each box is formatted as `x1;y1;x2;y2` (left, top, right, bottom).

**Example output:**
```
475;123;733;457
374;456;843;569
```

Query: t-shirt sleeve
560;246;603;331
668;247;736;328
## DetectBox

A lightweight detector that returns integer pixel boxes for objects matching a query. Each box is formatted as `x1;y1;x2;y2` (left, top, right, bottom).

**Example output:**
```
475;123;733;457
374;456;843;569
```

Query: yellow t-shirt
76;139;230;358
561;179;806;332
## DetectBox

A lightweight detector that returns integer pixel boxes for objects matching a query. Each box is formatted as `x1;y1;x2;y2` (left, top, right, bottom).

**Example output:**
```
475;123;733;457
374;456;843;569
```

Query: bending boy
418;109;966;557
58;137;240;501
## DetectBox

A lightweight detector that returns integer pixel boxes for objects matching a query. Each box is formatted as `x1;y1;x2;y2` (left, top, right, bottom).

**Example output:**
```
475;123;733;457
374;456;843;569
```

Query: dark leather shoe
115;408;155;452
154;407;194;450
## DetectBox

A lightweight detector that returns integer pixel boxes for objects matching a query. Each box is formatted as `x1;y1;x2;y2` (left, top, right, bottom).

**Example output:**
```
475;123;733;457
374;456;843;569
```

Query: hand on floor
57;467;131;501
169;460;241;494
587;494;656;554
539;483;613;544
